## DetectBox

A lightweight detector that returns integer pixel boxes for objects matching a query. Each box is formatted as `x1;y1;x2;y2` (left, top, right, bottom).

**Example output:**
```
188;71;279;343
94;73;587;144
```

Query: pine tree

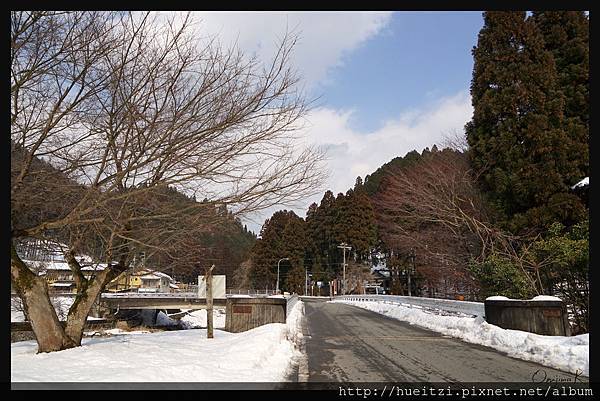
345;177;377;261
285;265;306;294
532;11;589;184
249;210;310;292
465;11;583;233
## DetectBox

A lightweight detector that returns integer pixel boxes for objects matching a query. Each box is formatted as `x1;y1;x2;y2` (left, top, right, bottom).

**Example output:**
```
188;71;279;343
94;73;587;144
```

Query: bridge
100;292;228;310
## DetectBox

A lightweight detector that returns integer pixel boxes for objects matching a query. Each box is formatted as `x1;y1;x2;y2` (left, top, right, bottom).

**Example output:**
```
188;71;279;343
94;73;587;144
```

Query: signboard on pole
198;275;226;298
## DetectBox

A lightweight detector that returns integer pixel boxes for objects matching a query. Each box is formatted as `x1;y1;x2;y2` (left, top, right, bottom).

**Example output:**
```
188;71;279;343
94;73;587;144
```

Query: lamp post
304;269;313;296
277;258;289;295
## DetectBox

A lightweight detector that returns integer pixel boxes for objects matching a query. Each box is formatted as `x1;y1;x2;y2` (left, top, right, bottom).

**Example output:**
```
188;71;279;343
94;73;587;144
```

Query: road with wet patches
298;299;587;383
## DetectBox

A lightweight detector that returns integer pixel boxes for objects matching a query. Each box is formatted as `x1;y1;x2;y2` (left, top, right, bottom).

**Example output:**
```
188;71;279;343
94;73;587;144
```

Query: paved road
300;299;587;382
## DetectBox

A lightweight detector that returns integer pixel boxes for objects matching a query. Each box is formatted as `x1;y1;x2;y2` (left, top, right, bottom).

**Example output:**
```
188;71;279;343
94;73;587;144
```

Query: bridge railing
334;294;485;317
285;294;300;318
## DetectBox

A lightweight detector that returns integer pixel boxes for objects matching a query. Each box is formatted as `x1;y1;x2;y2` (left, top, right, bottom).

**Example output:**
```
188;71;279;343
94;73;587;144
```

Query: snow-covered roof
141;274;162;280
136;269;173;281
572;177;589;189
50;282;75;287
153;271;173;281
169;283;179;289
33;260;107;272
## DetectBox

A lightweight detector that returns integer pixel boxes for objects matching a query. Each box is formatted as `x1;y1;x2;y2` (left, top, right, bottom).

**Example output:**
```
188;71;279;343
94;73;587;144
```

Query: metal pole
277;258;288;295
305;267;307;296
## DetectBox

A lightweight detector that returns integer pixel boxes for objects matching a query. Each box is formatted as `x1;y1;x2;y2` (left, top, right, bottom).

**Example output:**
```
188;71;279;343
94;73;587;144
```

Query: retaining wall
484;299;571;336
224;297;287;333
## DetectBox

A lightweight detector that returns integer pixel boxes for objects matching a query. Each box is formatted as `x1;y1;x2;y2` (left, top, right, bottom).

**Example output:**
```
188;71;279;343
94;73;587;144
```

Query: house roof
29;260;108;272
135;269;173;281
141;274;162;280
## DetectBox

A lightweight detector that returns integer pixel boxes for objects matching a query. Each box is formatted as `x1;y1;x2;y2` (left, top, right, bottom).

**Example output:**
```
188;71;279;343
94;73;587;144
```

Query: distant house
14;238;177;294
366;268;390;294
138;271;173;293
107;268;175;293
14;238;106;294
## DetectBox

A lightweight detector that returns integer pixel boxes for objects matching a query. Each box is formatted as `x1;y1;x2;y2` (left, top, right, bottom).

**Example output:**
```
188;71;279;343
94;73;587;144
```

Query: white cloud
148;13;473;234
302;90;473;197
189;11;393;88
244;90;473;233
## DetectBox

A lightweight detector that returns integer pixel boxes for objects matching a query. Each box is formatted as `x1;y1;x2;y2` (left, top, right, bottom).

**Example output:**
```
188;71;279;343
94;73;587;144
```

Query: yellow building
106;269;173;293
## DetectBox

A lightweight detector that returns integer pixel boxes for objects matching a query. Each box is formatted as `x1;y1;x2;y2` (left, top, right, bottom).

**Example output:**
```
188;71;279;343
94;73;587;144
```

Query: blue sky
316;12;483;132
192;11;484;231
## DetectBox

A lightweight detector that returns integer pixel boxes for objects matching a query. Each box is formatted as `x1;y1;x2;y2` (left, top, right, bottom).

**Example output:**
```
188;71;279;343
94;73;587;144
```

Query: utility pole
408;249;415;297
304;268;312;296
277;258;289;295
337;243;351;295
205;264;215;339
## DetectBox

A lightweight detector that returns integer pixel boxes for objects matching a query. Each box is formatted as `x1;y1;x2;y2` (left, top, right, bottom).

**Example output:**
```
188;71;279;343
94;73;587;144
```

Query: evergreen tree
532;11;589;183
285;265;306;294
344;177;377;260
465;11;584;233
249;210;309;292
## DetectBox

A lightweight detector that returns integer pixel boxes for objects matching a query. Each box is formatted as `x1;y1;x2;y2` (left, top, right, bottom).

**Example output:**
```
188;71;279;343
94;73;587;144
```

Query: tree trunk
11;244;76;352
206;265;214;339
64;275;108;345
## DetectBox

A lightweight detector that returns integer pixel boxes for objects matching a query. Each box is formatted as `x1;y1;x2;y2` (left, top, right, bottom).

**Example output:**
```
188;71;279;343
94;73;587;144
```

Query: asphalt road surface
299;299;587;383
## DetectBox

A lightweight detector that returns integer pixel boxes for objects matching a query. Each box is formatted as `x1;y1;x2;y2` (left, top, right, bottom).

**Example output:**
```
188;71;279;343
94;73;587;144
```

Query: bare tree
11;11;325;352
344;262;374;295
374;148;540;298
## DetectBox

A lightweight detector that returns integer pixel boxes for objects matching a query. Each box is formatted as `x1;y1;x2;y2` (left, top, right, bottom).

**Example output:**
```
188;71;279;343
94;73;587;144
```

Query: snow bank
12;327;296;382
179;308;226;329
531;295;563;301
485;295;563;302
485;296;509;301
285;298;305;345
334;300;588;376
12;301;307;383
337;294;485;317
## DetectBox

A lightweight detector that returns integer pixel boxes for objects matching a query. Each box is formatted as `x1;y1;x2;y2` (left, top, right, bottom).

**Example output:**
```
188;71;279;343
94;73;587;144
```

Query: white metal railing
286;294;300;318
101;292;199;298
101;290;281;299
335;294;485;317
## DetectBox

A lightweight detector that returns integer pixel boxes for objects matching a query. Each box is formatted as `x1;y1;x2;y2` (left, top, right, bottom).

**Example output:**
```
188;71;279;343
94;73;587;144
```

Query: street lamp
277;258;289;295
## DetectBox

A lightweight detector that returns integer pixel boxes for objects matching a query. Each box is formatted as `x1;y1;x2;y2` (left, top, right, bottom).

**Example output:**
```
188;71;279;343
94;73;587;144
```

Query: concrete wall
225;297;287;333
484;299;571;336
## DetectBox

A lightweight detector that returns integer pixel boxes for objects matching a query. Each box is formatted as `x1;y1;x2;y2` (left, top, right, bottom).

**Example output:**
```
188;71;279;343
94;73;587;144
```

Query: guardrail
102;292;200;298
286;294;300;318
335;294;485;317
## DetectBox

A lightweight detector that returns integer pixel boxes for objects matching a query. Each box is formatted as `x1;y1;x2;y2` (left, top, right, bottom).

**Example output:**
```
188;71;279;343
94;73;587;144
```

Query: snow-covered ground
11;296;75;322
11;301;306;383
177;308;227;329
333;299;588;376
